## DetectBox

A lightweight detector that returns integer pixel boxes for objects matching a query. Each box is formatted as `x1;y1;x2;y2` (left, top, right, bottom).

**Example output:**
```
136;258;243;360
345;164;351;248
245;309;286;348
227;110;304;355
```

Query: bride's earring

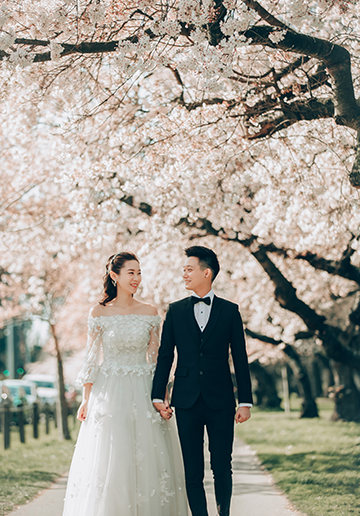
112;278;116;287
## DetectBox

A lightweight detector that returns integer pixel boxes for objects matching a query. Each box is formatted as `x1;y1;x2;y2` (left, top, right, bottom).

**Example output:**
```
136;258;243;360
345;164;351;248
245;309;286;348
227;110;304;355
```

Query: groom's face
183;256;210;291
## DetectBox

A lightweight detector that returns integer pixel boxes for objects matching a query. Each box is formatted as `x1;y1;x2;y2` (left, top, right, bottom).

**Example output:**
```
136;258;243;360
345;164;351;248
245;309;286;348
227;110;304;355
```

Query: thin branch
4;217;46;232
0;183;40;213
242;0;292;30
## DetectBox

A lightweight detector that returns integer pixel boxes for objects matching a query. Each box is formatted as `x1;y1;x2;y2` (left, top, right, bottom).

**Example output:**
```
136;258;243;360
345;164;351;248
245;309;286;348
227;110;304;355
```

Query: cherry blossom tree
1;0;360;185
2;0;360;421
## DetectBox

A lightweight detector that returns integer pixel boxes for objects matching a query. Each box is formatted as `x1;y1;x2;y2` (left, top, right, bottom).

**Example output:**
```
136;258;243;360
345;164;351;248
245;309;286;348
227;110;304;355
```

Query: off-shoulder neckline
89;314;160;320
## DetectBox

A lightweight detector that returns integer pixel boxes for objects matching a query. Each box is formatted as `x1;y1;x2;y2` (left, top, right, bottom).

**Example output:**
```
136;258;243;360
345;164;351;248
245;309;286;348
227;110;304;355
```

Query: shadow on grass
259;450;360;492
1;470;58;487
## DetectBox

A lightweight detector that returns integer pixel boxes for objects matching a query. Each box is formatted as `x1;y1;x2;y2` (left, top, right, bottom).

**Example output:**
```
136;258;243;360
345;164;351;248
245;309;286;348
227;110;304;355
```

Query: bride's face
115;260;142;295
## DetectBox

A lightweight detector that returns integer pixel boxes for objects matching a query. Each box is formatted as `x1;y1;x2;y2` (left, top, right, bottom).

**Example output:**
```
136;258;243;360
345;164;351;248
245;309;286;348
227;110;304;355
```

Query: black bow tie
191;296;211;306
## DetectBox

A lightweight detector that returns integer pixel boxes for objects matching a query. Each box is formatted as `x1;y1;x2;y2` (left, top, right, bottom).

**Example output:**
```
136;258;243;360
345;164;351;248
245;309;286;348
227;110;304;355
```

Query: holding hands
153;401;173;420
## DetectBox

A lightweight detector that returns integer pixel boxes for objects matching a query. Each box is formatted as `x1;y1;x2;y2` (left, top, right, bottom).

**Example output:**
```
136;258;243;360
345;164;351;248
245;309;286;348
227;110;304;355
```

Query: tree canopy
2;0;360;184
2;2;360;406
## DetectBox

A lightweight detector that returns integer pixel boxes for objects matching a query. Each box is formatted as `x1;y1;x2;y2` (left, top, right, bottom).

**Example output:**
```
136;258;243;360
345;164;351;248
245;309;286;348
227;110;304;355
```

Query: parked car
0;379;38;425
0;381;13;405
23;374;58;413
1;379;38;407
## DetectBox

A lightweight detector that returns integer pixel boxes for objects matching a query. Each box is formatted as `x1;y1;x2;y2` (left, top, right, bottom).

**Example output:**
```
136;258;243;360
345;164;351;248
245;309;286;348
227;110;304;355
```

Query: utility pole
6;321;15;379
281;364;290;414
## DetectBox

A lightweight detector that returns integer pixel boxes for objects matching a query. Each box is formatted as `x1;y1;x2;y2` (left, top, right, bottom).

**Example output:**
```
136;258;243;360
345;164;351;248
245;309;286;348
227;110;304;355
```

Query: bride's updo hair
100;252;139;306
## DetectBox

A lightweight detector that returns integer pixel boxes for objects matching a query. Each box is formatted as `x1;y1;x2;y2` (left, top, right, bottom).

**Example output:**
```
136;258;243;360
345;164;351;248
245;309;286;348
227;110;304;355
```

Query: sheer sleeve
76;317;103;386
146;316;161;366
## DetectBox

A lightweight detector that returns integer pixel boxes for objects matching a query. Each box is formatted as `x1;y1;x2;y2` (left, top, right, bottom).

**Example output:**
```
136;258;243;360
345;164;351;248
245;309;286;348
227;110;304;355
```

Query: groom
152;246;253;516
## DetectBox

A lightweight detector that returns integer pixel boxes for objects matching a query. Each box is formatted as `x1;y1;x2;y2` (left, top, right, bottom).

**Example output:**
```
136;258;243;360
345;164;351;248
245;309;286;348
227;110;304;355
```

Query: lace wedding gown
62;314;188;516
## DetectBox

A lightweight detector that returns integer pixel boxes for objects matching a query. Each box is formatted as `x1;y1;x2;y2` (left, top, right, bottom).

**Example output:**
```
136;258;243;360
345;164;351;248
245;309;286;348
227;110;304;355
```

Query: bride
62;252;188;516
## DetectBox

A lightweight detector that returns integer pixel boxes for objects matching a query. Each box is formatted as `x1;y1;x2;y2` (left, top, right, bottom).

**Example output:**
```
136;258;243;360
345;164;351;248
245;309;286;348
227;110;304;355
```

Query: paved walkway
206;439;304;516
7;438;304;516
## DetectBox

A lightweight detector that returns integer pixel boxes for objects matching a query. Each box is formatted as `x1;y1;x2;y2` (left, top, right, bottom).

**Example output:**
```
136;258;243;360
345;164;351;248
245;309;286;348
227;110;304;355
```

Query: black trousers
175;394;235;516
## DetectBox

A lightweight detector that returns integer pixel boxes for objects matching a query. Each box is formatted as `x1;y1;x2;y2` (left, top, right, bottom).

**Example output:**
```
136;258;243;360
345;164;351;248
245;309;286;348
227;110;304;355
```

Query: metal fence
0;401;77;449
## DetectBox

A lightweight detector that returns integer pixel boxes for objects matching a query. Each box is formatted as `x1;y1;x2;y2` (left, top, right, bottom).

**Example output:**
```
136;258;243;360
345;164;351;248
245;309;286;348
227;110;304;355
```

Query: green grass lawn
237;398;360;516
0;420;79;515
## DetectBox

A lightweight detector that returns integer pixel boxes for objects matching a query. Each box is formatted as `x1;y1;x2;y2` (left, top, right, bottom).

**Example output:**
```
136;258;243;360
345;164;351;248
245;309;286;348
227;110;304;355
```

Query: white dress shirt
192;289;214;331
153;290;252;408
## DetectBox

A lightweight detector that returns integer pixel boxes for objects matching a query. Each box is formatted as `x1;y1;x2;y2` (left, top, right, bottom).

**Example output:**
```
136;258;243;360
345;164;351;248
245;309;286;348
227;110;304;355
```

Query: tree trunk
50;323;71;440
316;354;335;396
310;357;323;398
249;361;282;409
244;328;318;417
331;363;360;422
283;346;319;418
249;244;360;369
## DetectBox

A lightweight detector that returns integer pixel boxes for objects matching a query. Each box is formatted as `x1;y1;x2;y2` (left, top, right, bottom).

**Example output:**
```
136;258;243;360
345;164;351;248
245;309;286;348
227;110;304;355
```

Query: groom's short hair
185;246;220;281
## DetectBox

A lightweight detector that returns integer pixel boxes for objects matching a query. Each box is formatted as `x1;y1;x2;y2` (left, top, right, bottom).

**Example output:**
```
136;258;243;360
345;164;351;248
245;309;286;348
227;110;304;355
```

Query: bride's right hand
153;401;173;420
77;400;88;422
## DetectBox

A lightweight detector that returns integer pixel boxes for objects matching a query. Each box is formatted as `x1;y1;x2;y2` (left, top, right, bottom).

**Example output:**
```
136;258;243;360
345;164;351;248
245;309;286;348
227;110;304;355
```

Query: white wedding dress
62;314;188;516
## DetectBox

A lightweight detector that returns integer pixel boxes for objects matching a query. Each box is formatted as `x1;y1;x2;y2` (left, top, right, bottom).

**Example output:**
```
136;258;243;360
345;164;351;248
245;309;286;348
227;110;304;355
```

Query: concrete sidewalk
206;439;304;516
7;438;304;516
6;474;68;516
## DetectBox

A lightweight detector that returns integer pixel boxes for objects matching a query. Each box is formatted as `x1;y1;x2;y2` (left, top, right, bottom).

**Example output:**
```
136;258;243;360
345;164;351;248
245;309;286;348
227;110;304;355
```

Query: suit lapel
200;295;223;347
185;297;200;343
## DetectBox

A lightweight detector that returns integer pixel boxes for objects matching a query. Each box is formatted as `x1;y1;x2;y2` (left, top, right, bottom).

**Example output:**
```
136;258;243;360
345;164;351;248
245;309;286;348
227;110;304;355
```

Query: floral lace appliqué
77;314;161;385
135;441;145;465
159;471;175;506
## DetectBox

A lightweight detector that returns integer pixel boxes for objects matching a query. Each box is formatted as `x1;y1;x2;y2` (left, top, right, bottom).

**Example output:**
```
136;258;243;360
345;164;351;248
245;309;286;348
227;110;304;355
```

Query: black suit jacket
151;295;253;410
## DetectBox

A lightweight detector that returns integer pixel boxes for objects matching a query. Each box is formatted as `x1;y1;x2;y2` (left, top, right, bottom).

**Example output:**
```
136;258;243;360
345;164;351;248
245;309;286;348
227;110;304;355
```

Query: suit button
199;371;203;375
199;353;203;357
200;339;203;343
